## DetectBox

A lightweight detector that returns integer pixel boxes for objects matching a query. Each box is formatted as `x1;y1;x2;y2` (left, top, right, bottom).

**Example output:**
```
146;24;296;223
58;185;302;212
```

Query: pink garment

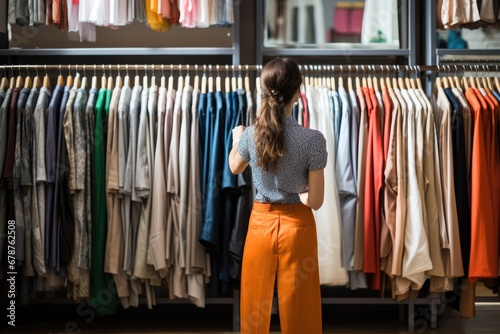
179;0;198;27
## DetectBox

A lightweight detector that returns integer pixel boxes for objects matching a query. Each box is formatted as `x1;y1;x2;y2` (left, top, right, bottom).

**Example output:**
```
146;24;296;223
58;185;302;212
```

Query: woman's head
261;57;303;108
254;57;302;171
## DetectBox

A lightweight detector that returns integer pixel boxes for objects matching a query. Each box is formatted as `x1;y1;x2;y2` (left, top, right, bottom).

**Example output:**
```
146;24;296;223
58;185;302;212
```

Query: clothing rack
6;62;500;333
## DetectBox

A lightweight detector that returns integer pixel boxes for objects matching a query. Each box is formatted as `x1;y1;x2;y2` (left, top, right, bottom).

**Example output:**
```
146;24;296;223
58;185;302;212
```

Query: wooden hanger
185;70;190;88
373;67;380;92
355;66;361;90
9;76;15;89
66;65;73;87
231;66;237;92
177;65;184;92
216;65;221;92
33;73;41;89
91;75;98;89
435;76;443;90
225;72;231;93
194;70;200;91
201;67;207;94
161;71;166;88
24;74;32;89
208;68;214;93
43;73;51;90
151;65;156;87
256;65;262;94
80;66;88;90
244;65;250;92
115;65;122;89
72;72;80;90
462;76;470;90
124;66;130;88
15;72;24;88
57;67;65;86
338;66;344;88
0;76;8;91
168;66;174;91
142;71;147;90
347;76;353;92
107;73;114;90
102;73;107;89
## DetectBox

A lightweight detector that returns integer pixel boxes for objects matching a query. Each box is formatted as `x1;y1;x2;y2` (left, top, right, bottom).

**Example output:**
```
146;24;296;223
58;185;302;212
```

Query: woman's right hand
232;125;246;143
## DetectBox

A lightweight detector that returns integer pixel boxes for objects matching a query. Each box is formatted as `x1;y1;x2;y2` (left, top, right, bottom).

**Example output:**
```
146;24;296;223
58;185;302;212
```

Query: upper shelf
0;47;236;56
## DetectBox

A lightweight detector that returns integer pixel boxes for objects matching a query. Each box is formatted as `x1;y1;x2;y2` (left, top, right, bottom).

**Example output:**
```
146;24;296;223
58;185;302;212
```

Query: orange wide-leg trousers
240;202;322;334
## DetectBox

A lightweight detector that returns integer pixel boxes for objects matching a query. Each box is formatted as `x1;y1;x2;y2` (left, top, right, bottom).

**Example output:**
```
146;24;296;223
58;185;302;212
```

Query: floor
2;302;499;333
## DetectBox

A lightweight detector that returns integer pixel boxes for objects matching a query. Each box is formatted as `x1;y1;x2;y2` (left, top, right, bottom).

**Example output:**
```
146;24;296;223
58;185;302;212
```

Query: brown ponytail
254;57;302;171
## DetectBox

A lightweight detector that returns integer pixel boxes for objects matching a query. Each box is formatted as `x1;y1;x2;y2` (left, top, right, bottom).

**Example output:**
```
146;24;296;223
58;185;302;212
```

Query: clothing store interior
1;0;500;333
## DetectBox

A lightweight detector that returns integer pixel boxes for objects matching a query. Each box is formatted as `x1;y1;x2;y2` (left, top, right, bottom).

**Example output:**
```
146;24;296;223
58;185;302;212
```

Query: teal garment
89;88;117;315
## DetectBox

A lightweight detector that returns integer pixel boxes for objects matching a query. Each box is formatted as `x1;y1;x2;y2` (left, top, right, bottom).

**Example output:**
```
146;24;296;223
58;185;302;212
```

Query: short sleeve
307;131;328;170
238;127;251;162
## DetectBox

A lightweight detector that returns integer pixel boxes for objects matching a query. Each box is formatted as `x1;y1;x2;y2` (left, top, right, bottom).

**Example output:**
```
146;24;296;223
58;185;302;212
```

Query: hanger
91;65;98;89
158;65;165;88
321;65;327;88
462;66;470;90
495;65;500;92
106;65;114;90
185;64;190;88
101;65;107;89
216;65;221;92
231;65;237;92
124;64;130;87
256;65;262;94
338;65;344;88
72;65;81;90
55;65;64;86
361;65;368;88
23;65;32;89
168;65;174;91
142;65;148;89
385;65;392;89
133;65;139;87
201;65;207;94
208;65;214;93
150;65;156;87
178;65;184;92
0;66;8;90
347;66;353;91
194;65;200;91
244;65;250;92
452;65;461;89
225;65;231;93
114;65;122;89
355;66;361;90
236;65;243;90
42;65;51;90
409;66;417;90
32;66;41;89
80;65;88;90
372;66;379;92
379;66;385;89
303;65;310;87
404;66;412;90
64;65;72;87
483;65;494;91
15;65;24;88
396;66;406;90
444;65;455;89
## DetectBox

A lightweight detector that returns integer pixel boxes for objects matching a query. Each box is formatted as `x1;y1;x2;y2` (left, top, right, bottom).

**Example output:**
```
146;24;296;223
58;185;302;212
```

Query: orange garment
145;0;172;32
240;202;322;334
466;88;499;282
362;87;383;290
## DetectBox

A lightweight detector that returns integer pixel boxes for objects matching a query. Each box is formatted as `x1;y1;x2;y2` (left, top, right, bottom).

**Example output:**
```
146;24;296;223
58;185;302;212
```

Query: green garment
89;88;117;315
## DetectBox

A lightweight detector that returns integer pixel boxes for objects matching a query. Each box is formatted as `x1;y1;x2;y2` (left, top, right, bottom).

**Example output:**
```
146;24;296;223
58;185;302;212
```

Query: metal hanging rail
1;63;500;73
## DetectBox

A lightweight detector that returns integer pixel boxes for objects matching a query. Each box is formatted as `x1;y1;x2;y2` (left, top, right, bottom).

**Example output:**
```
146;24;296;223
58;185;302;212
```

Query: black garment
229;170;253;285
444;88;471;273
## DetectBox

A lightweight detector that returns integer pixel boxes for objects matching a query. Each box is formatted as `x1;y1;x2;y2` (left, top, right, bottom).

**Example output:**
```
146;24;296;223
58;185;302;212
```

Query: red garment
301;93;309;128
467;88;499;282
362;87;384;290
